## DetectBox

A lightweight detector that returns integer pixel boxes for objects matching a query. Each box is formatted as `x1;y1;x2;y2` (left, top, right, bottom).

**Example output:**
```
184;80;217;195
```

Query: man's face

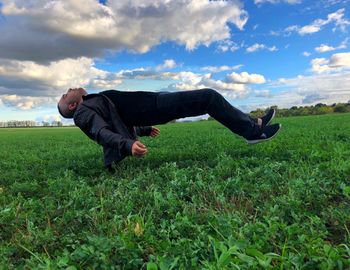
58;88;88;118
60;88;87;103
59;88;87;108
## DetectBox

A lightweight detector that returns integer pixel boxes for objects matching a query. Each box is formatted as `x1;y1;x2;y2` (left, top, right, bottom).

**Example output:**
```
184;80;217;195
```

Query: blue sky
0;0;349;123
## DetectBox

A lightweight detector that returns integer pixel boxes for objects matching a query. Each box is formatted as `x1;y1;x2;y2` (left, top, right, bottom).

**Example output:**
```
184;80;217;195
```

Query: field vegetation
1;113;350;269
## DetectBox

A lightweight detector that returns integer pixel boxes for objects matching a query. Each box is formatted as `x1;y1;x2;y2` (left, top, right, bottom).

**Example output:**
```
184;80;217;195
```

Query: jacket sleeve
74;108;135;156
135;126;152;137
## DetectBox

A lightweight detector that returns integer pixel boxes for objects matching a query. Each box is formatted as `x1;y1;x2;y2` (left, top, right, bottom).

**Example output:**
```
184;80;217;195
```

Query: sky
0;0;350;123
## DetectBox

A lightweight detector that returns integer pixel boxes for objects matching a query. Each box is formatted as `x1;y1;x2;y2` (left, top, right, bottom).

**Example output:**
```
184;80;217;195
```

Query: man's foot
260;108;276;128
246;123;282;145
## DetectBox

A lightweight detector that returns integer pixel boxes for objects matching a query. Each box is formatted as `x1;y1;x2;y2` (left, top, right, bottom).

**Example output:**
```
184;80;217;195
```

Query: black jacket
73;93;152;168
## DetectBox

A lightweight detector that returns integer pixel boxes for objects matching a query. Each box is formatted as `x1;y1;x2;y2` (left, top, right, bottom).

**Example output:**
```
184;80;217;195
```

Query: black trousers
103;89;260;139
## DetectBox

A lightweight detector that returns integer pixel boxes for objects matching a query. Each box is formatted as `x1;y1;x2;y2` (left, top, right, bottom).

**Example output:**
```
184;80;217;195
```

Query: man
58;88;281;169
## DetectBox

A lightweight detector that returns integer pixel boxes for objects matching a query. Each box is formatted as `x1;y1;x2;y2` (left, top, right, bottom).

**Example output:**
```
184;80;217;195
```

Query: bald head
58;88;87;118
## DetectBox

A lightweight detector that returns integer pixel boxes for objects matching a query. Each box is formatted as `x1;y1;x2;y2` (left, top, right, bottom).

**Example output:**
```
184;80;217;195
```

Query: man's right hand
131;141;148;157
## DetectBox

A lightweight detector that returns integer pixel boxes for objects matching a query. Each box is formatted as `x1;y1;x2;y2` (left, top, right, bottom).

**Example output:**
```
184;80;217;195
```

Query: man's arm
98;128;148;157
135;126;152;137
74;108;135;156
135;126;160;137
98;128;135;155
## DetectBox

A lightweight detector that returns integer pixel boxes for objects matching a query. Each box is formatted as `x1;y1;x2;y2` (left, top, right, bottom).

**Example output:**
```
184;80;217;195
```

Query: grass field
1;113;350;269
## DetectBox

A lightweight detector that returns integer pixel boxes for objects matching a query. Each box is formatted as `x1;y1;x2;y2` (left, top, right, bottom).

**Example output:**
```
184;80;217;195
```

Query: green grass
1;113;350;269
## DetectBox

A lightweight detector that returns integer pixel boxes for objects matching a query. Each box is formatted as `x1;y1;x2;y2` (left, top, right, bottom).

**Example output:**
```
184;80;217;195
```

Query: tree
334;104;349;113
52;121;63;127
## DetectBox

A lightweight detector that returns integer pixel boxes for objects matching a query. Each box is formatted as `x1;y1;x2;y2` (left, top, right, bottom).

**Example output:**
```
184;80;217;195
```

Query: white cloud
0;0;248;62
165;70;266;98
246;43;278;53
311;58;332;74
315;44;337;53
299;25;321;35
315;38;347;53
244;55;350;110
201;65;243;73
303;51;311;57
311;0;350;9
0;57;116;97
285;9;350;36
253;90;271;98
34;114;72;125
170;71;204;87
88;75;123;90
226;72;266;84
330;52;350;67
0;95;55;110
216;40;241;53
311;52;350;74
43;114;62;123
243;72;350;111
255;0;301;4
156;59;177;71
0;51;268;110
115;67;178;81
268;72;350;107
172;74;248;96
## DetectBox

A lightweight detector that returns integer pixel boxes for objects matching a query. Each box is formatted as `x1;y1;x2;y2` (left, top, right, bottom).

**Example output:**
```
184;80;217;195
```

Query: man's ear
68;102;77;111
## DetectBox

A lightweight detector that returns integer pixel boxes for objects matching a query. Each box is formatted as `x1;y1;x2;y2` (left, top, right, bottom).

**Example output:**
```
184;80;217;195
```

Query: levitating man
58;88;281;169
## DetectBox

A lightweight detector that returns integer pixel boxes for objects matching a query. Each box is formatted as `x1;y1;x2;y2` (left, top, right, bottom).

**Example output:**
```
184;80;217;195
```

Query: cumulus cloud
0;57;118;97
311;52;350;74
315;44;337;53
0;0;248;62
172;74;248;97
166;71;266;99
226;72;266;84
285;9;350;35
0;95;55;110
315;38;347;53
246;43;278;53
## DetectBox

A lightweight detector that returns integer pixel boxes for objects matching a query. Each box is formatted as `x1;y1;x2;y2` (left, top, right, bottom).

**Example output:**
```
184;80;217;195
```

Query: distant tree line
207;102;350;121
249;102;350;118
0;120;63;128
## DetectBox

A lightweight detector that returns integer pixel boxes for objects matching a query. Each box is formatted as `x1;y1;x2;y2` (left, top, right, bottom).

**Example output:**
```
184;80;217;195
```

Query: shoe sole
246;124;282;145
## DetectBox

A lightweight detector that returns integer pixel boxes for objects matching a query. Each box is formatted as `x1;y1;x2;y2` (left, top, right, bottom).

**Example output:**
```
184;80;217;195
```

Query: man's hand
150;127;160;137
131;141;148;157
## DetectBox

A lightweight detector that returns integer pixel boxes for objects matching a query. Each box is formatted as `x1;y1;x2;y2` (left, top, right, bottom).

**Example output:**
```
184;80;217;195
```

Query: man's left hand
150;127;160;137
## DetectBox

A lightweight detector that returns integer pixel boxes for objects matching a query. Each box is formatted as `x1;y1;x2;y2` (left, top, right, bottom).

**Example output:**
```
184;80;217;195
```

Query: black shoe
246;123;282;145
261;108;276;128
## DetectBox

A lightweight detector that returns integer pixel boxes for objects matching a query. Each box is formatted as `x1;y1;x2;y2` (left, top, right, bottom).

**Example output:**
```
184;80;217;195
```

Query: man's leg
152;88;261;139
118;88;261;138
117;89;280;143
